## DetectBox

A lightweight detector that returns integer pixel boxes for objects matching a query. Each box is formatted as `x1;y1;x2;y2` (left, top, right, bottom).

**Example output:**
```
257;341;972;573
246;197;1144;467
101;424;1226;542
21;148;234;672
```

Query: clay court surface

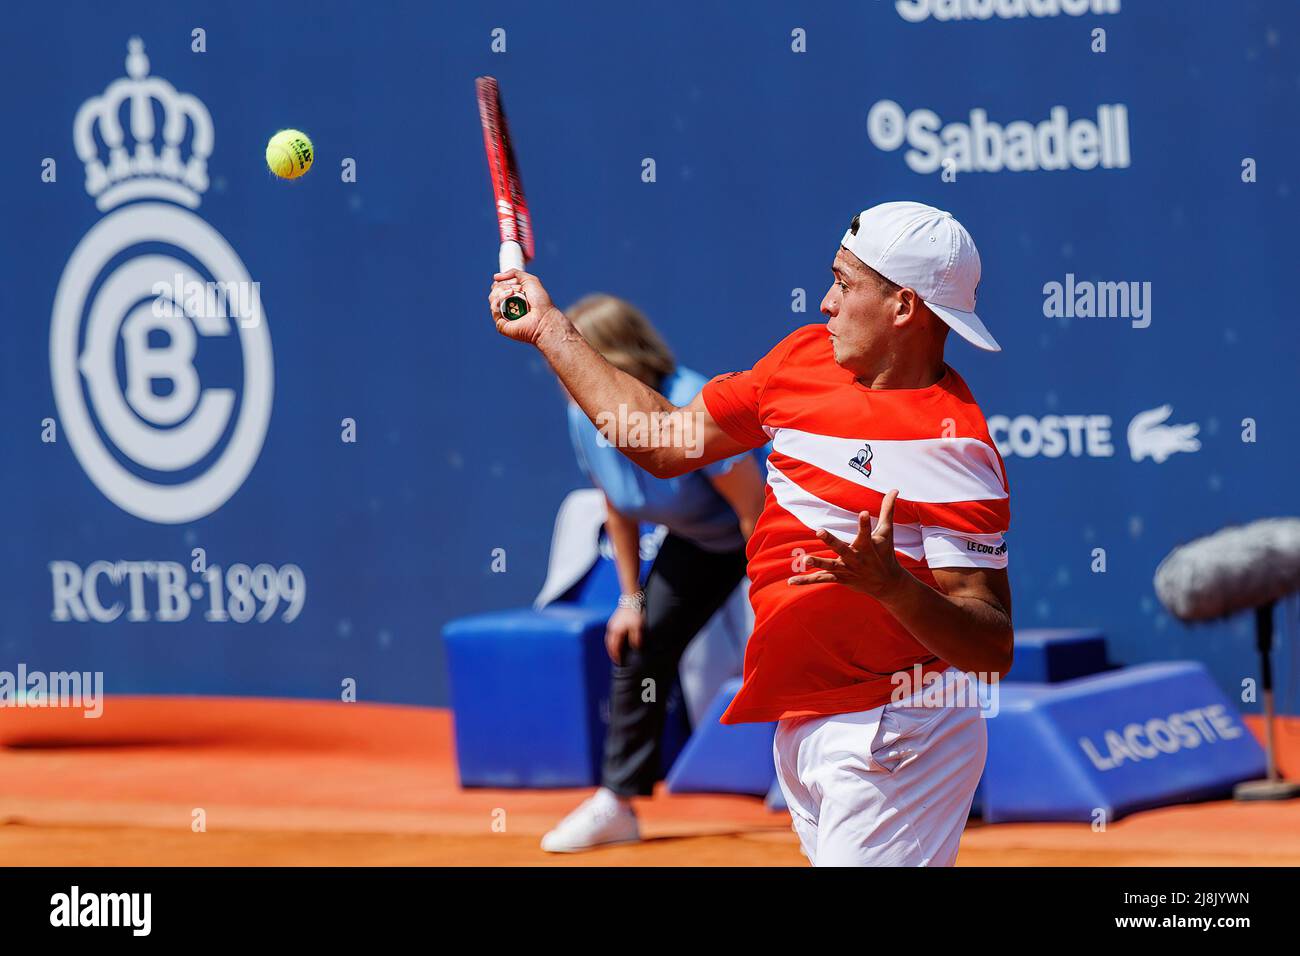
1;698;1297;867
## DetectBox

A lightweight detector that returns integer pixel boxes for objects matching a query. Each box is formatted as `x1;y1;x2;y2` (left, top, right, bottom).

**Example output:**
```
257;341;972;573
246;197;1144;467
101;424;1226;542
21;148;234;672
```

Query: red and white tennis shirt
701;325;1010;724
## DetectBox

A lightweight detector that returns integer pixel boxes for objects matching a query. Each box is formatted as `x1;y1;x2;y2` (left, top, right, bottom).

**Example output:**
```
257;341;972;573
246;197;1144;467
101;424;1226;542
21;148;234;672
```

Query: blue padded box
971;627;1112;815
444;605;612;788
665;677;776;796
982;661;1266;823
1004;628;1110;683
444;601;691;788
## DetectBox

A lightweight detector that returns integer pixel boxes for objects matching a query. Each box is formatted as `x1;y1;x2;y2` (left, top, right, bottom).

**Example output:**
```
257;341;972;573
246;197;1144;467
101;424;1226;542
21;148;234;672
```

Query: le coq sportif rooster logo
849;444;874;478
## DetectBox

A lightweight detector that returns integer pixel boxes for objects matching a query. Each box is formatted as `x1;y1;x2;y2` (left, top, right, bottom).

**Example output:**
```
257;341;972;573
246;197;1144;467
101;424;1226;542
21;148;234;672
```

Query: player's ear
896;287;918;321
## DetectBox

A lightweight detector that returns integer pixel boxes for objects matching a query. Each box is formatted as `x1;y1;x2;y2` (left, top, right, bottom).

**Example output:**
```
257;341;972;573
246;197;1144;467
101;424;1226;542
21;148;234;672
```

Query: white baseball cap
840;201;1000;352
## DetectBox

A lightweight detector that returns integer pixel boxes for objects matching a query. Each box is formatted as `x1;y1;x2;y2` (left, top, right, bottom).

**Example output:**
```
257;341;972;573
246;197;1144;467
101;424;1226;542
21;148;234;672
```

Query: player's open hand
788;489;906;597
488;269;560;345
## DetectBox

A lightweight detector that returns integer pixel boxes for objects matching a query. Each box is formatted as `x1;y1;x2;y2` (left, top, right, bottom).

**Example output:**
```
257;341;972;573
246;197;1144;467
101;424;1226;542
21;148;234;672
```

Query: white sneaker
540;788;641;853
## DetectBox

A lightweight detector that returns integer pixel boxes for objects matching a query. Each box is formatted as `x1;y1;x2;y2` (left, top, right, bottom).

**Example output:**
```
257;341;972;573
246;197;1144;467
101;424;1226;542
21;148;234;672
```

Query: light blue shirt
567;367;753;554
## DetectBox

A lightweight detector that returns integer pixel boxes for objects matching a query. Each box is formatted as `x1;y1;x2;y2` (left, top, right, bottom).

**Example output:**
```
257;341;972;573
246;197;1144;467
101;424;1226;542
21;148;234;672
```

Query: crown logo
73;38;214;212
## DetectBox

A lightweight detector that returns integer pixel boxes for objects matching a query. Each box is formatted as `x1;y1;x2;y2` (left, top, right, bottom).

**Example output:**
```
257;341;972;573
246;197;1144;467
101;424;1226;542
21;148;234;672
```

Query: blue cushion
982;661;1266;822
665;677;776;796
444;605;611;787
1005;627;1110;683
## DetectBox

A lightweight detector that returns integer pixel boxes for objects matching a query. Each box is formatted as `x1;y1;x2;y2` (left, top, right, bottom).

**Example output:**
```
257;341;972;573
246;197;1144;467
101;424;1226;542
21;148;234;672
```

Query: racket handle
498;241;529;320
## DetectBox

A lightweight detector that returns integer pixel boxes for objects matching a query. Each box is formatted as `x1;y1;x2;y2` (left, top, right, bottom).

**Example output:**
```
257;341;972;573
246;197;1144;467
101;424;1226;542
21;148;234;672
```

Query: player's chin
828;336;861;369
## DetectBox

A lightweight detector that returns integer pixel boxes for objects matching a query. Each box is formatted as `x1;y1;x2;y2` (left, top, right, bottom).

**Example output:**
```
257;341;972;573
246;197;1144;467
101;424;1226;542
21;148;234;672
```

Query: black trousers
601;532;749;797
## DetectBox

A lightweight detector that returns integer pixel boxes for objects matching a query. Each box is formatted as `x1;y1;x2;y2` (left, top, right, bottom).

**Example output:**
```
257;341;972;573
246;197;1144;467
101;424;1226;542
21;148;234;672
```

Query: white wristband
617;590;646;612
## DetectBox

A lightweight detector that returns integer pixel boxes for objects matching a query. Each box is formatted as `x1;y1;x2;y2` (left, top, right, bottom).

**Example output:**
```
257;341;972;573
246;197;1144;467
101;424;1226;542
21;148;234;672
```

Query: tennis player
488;202;1013;866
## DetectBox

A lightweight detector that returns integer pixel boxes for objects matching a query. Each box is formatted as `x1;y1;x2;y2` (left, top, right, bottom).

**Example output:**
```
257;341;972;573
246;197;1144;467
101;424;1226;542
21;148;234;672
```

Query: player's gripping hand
488;269;562;345
788;488;906;597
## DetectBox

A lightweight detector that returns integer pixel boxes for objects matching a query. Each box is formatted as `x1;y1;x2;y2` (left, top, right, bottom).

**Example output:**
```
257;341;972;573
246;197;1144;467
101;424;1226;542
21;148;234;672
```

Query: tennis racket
476;76;534;320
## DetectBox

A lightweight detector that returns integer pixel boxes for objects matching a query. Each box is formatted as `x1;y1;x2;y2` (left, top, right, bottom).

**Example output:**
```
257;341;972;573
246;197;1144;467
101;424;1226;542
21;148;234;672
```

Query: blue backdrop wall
1;0;1297;712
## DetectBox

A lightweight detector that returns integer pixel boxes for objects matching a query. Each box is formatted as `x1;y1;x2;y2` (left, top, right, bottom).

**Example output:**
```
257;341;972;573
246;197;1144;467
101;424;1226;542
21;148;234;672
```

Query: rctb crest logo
50;38;273;524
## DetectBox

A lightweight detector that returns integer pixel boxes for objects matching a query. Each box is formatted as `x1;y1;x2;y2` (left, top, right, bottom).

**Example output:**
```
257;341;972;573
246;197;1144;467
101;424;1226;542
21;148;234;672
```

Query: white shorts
773;669;987;867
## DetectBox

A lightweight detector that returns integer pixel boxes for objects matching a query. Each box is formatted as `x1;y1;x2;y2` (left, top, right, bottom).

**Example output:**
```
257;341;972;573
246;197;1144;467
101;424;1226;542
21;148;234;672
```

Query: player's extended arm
788;489;1014;676
488;269;751;477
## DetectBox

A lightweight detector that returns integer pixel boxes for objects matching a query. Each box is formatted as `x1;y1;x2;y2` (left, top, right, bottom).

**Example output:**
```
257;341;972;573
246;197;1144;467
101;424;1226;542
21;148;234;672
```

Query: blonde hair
567;294;676;388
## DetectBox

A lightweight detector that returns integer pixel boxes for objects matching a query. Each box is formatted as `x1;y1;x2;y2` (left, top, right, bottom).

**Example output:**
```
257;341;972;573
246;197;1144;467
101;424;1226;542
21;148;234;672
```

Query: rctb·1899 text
49;560;306;623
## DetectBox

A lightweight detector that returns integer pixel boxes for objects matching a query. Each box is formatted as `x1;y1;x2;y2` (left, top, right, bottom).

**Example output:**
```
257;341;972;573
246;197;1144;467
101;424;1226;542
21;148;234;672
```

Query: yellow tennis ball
265;129;314;180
